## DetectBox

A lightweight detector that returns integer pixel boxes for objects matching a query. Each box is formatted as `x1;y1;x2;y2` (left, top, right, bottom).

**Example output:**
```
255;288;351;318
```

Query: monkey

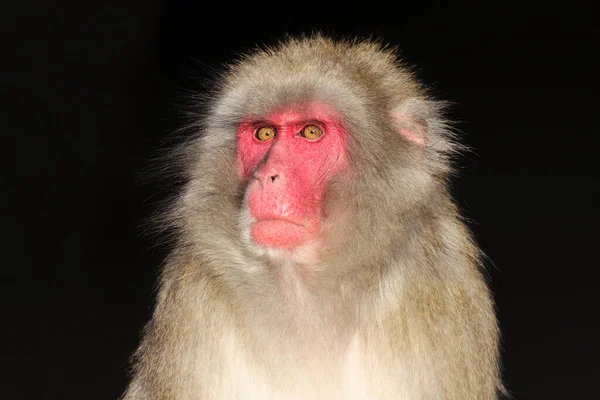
123;35;502;399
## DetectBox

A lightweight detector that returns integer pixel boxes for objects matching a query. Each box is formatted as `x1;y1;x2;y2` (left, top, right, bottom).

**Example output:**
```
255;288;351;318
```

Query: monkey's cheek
251;220;310;249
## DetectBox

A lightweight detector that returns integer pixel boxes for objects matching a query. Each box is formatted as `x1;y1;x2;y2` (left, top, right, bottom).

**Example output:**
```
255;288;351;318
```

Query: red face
237;103;348;249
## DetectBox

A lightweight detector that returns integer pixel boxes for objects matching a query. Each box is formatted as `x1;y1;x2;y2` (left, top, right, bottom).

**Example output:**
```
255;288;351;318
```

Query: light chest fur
211;329;422;400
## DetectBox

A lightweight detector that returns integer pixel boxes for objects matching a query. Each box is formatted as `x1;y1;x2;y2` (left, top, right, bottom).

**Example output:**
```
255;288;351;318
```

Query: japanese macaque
123;36;502;399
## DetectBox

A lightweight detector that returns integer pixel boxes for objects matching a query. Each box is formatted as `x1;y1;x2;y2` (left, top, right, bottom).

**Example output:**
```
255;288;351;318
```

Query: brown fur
123;35;502;399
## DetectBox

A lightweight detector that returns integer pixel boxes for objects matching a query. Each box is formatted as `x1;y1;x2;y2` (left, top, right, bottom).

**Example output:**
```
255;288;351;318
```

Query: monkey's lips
251;218;310;248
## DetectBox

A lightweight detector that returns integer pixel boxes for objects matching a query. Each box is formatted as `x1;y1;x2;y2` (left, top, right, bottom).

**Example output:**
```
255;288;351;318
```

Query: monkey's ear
391;98;438;147
392;111;427;146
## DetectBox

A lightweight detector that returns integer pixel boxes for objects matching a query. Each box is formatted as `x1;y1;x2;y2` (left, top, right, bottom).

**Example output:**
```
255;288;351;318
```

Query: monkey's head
177;36;456;266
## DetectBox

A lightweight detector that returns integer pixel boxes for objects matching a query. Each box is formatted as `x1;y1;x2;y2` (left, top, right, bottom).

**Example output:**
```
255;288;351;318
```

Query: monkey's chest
214;333;401;400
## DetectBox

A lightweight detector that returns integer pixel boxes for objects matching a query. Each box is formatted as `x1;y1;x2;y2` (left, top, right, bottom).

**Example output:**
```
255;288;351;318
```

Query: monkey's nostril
269;174;279;183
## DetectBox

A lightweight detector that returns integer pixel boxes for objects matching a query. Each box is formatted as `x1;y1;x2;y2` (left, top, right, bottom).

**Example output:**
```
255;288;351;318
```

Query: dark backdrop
2;1;598;399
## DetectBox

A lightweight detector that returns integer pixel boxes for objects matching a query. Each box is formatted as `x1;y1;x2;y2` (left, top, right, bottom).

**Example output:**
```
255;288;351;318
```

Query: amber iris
255;127;276;141
301;125;324;140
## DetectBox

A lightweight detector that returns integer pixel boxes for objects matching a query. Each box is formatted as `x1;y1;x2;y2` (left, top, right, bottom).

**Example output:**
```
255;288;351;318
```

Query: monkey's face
237;102;347;250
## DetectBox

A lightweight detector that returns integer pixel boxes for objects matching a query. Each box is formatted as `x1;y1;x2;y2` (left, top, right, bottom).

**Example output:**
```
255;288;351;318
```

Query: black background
3;1;598;399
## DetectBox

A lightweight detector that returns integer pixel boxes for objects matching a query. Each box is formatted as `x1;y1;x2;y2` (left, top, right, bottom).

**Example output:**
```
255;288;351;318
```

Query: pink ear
392;111;426;146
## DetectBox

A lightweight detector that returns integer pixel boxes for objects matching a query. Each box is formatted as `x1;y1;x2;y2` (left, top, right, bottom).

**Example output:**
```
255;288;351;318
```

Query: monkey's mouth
251;218;310;248
254;217;305;227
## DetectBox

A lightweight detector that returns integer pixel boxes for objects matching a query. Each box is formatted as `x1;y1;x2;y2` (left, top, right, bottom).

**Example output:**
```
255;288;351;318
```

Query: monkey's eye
255;127;276;141
300;125;324;140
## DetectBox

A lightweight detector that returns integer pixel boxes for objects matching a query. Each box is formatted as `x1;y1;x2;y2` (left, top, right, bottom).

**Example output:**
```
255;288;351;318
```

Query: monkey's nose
254;169;283;187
